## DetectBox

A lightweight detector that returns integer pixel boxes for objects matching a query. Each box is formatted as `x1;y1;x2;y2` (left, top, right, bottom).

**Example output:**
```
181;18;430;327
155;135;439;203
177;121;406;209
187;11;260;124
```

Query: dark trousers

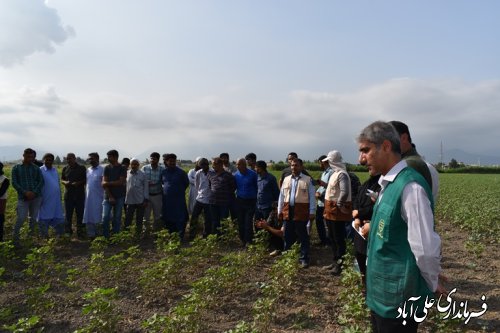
236;197;256;244
315;206;330;245
283;207;310;264
64;196;85;235
191;200;212;237
124;204;145;235
326;219;347;261
371;311;418;333
255;207;272;221
210;204;228;236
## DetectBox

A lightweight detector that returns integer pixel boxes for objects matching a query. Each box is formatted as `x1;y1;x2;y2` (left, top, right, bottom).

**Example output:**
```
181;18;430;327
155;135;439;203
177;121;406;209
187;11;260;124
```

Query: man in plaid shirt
11;148;44;244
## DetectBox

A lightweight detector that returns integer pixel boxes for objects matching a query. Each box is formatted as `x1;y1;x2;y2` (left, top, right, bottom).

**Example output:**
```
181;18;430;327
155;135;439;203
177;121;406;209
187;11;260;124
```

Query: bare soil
0;218;498;333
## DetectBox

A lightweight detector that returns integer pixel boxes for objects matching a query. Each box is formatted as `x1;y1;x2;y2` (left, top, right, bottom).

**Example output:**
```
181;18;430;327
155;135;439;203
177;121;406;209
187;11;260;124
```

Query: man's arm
401;182;442;292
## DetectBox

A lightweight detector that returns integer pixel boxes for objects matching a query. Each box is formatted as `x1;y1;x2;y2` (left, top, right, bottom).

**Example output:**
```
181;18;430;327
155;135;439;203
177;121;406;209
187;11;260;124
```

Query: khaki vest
281;174;311;221
323;170;352;221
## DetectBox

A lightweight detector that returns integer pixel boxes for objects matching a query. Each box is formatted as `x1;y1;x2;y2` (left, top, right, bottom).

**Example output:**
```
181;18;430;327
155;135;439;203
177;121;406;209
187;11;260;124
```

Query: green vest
366;167;434;318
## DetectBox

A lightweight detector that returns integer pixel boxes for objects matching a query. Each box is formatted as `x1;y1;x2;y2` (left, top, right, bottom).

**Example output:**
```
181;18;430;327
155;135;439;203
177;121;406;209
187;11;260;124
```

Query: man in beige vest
277;158;316;268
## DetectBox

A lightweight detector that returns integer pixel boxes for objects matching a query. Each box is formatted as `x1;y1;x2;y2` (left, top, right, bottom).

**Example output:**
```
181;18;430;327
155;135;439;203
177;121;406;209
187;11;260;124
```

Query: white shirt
378;160;442;292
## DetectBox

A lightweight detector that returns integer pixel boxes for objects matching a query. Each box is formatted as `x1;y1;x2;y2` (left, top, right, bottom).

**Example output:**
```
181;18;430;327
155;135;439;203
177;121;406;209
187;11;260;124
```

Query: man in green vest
357;121;446;332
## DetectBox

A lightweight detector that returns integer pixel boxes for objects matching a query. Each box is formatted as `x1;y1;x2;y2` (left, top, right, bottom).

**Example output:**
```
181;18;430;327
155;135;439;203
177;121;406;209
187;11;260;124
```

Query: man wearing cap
357;121;445;332
322;150;352;275
278;158;316;268
142;152;165;233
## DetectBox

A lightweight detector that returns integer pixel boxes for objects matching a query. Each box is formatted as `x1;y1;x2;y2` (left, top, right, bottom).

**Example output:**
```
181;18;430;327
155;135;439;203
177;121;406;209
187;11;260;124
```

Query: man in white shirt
357;121;446;333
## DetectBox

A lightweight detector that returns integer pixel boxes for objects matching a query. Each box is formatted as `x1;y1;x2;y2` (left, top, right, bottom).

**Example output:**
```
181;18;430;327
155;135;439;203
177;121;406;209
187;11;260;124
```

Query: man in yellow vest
277;158;316;268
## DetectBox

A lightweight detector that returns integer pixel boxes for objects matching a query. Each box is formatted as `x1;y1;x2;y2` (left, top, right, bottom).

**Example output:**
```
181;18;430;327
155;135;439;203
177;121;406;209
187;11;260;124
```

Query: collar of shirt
378;160;408;190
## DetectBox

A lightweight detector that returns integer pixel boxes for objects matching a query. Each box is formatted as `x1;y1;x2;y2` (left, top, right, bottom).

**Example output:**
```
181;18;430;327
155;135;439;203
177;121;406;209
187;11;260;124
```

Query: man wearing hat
322;150;352;275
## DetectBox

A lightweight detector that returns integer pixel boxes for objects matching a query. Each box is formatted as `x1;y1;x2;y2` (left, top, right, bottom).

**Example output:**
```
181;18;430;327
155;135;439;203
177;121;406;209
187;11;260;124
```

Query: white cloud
1;78;499;163
0;0;75;67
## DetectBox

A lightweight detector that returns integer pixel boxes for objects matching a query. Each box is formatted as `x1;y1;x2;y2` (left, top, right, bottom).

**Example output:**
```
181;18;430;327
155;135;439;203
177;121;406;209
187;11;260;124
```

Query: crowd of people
0;120;445;332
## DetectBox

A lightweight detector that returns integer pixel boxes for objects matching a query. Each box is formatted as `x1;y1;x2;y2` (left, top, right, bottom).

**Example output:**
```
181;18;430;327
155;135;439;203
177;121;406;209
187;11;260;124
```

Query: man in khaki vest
322;150;352;276
277;158;316;268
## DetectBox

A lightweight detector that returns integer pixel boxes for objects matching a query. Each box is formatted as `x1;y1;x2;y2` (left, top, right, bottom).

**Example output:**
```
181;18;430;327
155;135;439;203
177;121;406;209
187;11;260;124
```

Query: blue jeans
283;220;310;264
102;197;125;238
13;197;42;242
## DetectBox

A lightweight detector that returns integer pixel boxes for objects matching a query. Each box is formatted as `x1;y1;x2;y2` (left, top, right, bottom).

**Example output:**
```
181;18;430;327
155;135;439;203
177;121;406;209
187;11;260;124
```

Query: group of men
3;120;444;332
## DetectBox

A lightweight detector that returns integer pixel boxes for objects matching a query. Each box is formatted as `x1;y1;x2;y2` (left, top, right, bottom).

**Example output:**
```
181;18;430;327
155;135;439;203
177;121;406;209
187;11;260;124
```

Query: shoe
269;250;281;257
299;261;310;269
322;263;335;270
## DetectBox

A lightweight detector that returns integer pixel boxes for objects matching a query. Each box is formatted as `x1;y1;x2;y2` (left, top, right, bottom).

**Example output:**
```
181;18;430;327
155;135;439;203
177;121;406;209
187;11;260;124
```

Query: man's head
164;153;177;169
107;150;119;165
287;152;298;165
220;153;230;165
66;153;76;166
130;158;140;171
318;155;327;170
212;157;223;173
150;152;160;167
389;120;413;154
236;158;247;173
357;121;401;176
88;152;99;167
121;158;131;169
256;160;267;175
245;153;257;169
199;158;209;172
43;153;55;169
291;158;303;176
22;148;35;164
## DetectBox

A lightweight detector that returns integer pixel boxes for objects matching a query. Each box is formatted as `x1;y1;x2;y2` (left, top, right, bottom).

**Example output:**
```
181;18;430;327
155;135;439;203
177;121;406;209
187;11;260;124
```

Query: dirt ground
0;218;498;333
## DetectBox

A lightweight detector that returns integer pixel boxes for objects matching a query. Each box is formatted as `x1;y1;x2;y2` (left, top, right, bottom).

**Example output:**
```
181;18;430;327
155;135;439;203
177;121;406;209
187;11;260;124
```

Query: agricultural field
0;168;498;332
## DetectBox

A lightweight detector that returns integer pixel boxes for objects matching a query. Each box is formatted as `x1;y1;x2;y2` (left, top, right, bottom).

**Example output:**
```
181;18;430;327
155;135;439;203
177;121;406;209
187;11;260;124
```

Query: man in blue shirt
255;160;279;220
234;158;258;246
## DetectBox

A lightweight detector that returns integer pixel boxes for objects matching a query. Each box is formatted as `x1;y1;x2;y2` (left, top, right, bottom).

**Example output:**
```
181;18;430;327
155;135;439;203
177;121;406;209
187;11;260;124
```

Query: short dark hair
164;153;177;160
88;152;99;160
288;152;298;158
389;121;412;143
121;158;130;165
219;152;229;159
292;158;303;165
318;155;327;162
245;153;257;161
256;160;267;170
43;153;54;160
24;148;35;155
107;149;119;157
150;152;160;159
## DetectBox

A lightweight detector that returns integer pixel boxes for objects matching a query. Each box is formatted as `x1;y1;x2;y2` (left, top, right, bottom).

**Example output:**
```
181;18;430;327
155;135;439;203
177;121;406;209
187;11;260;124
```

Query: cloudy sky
1;0;499;163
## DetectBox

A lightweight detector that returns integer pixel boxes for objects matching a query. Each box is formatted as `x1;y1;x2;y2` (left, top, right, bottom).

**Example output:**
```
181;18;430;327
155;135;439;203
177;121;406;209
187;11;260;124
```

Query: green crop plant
75;287;119;333
337;242;371;332
2;315;44;333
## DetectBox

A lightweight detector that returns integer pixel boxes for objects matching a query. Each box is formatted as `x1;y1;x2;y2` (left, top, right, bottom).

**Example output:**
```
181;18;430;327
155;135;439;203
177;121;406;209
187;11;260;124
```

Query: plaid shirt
141;164;165;194
11;163;44;199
